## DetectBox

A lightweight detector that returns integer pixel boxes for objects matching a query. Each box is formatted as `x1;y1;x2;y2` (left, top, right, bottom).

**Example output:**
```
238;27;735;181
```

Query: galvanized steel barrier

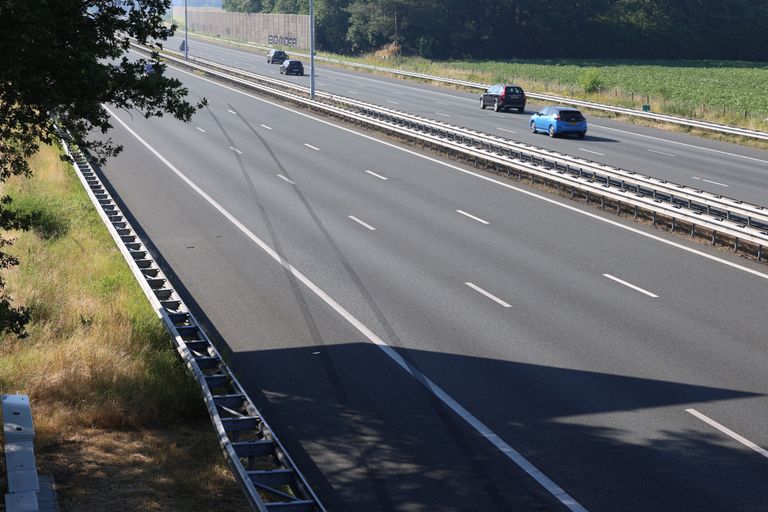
134;42;768;260
178;33;768;142
58;132;325;512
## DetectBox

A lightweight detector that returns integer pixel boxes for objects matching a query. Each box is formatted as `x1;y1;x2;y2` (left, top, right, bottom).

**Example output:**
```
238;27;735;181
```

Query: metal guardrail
2;394;57;512
134;43;768;260
180;33;768;142
58;132;325;512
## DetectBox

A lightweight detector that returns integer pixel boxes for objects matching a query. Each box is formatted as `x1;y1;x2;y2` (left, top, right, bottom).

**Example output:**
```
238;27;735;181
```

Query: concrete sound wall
172;7;309;49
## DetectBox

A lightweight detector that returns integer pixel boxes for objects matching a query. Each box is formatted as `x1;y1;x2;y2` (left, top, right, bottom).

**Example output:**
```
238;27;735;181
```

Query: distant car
267;49;287;64
480;84;526;113
144;62;158;75
280;60;304;76
529;107;587;138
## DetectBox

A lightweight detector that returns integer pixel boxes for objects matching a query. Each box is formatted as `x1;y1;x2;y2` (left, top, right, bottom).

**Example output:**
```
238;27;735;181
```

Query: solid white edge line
456;209;490;225
592;123;768;165
277;174;295;185
196;126;206;133
159;54;768;285
686;409;768;459
105;104;590;512
435;112;451;117
304;143;320;151
602;274;659;298
260;123;272;130
646;148;676;157
348;215;376;231
465;282;512;308
365;170;388;180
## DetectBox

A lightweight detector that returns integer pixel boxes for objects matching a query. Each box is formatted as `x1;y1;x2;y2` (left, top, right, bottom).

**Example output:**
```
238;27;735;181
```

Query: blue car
530;107;587;138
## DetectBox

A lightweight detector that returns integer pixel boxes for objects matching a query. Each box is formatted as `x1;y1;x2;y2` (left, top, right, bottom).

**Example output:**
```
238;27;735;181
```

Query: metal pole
184;0;189;60
310;0;315;99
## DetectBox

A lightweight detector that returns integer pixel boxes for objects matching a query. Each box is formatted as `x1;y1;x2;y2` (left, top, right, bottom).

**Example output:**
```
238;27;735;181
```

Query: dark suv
267;49;287;64
280;60;304;76
480;84;526;113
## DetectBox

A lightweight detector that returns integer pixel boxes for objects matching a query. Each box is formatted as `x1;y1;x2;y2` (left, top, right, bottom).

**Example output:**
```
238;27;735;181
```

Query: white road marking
386;100;400;105
579;148;605;156
592;123;768;165
391;91;404;96
348;215;376;231
435;112;451;117
646;148;676;157
161;55;768;285
346;89;360;94
260;124;272;130
456;209;490;225
497;127;517;134
319;82;328;86
196;126;206;133
277;174;295;185
229;146;243;154
703;178;730;188
304;143;320;151
686;409;768;459
312;351;321;355
465;282;512;308
435;100;449;105
602;274;658;298
365;170;388;180
227;109;237;115
106;103;590;512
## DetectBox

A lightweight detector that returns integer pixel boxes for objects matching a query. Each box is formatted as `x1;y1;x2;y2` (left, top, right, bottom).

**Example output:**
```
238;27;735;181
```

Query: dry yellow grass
0;144;249;511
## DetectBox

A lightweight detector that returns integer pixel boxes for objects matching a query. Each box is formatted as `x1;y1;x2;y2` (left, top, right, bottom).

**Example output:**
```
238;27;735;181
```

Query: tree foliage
0;0;203;336
224;0;768;60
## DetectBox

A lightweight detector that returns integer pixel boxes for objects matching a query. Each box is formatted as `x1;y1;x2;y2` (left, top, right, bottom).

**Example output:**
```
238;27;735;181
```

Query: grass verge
0;143;249;511
174;26;768;148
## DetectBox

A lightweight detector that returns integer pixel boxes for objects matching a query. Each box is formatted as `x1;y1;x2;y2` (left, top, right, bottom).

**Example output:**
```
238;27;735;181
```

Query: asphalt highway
162;34;768;207
96;52;768;511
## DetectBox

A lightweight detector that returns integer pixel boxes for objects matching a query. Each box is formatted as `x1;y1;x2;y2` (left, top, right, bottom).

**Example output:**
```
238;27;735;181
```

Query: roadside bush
579;68;604;94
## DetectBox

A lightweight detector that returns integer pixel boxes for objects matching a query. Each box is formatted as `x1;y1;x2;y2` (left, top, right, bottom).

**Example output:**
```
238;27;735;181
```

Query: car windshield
559;110;584;121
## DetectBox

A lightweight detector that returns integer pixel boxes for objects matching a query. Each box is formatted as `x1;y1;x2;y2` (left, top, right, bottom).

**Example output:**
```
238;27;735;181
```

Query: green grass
176;24;768;133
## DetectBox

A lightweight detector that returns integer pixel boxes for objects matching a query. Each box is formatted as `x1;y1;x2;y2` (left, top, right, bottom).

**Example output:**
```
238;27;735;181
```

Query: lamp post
310;0;315;100
184;0;189;60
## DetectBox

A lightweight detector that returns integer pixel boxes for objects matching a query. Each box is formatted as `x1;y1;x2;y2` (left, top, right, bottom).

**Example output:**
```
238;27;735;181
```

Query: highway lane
162;33;768;206
96;57;768;511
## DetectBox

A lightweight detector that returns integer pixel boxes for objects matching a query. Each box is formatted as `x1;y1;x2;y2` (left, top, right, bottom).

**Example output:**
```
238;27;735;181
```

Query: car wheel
480;98;486;110
548;125;556;137
518;107;525;113
577;132;586;139
530;121;537;134
493;100;500;112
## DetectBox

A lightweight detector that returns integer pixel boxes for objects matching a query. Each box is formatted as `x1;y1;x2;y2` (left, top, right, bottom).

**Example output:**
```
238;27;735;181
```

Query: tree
0;0;204;336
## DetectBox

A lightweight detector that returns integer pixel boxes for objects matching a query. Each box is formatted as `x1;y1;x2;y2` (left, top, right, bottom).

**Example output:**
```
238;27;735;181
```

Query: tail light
554;115;561;120
500;89;506;100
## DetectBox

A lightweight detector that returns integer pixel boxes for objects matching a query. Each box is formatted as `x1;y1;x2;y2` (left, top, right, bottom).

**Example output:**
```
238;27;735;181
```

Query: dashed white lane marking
365;170;388;180
260;124;272;130
391;91;404;96
465;282;512;308
646;148;676;157
692;176;730;188
196;127;206;133
435;100;449;105
603;274;658;298
686;409;768;459
435;112;451;117
579;148;605;156
497;127;517;134
107;98;590;512
386;100;400;105
456;209;490;225
229;146;243;154
348;215;376;231
227;109;237;115
347;89;360;94
304;143;320;151
277;174;295;185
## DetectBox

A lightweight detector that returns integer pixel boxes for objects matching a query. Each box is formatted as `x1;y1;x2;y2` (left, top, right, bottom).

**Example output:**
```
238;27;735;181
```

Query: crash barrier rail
58;132;325;512
178;33;768;142
2;394;57;512
133;42;768;260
